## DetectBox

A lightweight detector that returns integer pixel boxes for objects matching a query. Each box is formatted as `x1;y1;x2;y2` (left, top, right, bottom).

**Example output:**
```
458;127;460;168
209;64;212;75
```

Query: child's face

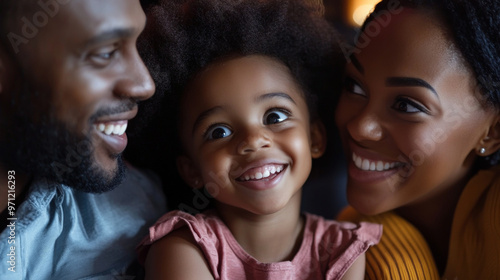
177;55;324;215
335;10;498;215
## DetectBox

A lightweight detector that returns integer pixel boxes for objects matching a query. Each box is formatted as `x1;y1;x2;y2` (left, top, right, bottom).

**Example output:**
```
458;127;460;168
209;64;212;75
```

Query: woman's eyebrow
386;77;439;98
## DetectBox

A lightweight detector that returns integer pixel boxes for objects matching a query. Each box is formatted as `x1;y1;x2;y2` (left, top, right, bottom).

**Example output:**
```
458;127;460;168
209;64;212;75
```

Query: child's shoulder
303;212;382;248
145;210;221;241
137;210;223;263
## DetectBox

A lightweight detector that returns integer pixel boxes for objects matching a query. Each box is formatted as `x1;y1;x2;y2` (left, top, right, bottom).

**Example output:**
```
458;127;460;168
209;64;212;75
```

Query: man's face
0;0;155;192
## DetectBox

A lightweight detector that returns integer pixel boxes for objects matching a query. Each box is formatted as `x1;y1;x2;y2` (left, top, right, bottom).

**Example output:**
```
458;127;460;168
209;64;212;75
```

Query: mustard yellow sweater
338;166;500;279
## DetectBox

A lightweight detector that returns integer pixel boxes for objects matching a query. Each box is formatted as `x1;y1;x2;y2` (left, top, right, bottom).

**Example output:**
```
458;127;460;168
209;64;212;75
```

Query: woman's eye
343;77;365;96
264;109;289;125
392;97;428;114
205;125;233;140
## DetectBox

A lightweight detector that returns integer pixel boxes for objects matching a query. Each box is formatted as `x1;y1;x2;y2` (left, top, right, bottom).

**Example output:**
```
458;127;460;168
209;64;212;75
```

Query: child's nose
237;127;272;154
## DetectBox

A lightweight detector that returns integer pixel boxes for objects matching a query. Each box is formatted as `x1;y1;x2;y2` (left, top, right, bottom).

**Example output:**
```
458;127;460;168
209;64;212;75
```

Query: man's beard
0;94;126;194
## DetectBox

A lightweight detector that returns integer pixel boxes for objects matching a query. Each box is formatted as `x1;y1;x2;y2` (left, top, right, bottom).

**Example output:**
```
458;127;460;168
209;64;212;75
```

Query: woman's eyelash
343;76;365;95
394;96;430;114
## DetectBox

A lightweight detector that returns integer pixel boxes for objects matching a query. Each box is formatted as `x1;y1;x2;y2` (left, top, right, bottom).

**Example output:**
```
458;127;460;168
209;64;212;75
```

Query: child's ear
176;155;203;189
310;119;327;159
477;115;500;156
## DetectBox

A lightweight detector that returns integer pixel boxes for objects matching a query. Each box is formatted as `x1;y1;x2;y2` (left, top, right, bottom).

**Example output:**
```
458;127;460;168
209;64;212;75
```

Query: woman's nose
346;109;384;143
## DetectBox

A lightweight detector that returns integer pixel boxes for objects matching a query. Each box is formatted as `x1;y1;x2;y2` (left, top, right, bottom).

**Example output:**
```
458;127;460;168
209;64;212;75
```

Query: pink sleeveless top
137;210;381;280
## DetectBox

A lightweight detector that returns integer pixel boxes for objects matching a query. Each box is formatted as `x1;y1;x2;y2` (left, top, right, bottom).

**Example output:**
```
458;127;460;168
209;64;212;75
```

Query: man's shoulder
0;164;167;279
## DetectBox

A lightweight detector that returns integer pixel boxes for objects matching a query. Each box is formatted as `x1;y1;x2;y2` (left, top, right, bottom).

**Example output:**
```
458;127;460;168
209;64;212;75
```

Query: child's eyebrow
256;92;296;104
192;106;224;135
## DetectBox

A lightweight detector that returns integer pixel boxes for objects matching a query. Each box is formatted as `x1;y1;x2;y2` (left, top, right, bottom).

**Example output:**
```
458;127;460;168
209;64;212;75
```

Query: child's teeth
239;165;286;181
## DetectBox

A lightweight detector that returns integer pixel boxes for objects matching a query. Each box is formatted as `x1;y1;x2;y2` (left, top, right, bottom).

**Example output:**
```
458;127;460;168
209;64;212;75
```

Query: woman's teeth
352;153;399;171
96;123;128;136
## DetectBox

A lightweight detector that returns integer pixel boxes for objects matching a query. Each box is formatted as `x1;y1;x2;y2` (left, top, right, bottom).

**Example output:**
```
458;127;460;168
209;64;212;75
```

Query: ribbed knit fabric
338;208;439;279
338;165;500;279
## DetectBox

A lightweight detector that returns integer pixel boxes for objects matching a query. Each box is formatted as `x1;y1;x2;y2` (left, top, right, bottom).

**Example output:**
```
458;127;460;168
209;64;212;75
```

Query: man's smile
92;106;138;155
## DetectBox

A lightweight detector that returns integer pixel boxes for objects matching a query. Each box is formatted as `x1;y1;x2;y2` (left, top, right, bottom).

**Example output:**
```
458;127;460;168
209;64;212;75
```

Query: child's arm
340;253;366;280
144;227;214;280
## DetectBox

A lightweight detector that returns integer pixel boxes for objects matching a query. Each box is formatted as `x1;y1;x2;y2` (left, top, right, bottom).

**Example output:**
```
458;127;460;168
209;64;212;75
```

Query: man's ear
176;155;203;189
310;119;327;159
477;115;500;156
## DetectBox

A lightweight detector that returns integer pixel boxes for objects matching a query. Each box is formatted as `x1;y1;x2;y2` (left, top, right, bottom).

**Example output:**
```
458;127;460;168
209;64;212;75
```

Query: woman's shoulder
444;165;500;279
336;207;440;279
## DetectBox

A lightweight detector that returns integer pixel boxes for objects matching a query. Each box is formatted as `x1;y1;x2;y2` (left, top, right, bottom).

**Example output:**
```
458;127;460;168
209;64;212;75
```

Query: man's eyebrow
349;54;364;74
256;92;296;104
84;28;136;47
386;77;439;98
192;106;224;135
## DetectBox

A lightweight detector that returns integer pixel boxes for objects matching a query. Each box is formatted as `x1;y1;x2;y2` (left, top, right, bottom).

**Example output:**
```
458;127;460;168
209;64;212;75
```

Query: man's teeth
352;153;398;171
96;123;128;136
240;165;283;181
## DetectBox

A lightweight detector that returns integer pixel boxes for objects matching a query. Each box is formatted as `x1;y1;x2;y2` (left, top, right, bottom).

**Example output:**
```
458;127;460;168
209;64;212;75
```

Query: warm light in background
346;0;381;26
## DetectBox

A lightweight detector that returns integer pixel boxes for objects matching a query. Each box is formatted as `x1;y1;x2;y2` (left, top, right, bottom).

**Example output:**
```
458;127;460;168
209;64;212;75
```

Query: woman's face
335;9;498;215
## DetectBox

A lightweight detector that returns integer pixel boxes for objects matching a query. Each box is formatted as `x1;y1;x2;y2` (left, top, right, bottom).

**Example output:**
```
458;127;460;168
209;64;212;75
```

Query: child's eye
205;125;233;140
343;76;365;96
264;109;289;125
392;97;429;114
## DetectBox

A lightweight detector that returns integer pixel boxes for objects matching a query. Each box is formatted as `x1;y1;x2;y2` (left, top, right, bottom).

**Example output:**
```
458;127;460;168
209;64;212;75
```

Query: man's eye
95;52;114;60
343;76;365;96
88;47;118;66
205;125;233;140
264;109;289;125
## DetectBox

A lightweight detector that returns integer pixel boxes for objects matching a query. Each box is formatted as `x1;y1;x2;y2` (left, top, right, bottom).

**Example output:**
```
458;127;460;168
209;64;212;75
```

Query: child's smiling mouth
236;164;287;182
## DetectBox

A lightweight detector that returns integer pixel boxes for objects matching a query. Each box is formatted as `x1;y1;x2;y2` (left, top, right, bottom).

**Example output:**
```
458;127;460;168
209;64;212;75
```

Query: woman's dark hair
128;0;344;211
363;0;500;167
